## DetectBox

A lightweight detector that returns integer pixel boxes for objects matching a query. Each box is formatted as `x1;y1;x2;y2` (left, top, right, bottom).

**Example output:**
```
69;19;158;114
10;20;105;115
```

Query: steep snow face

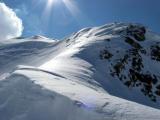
41;23;160;108
0;23;160;120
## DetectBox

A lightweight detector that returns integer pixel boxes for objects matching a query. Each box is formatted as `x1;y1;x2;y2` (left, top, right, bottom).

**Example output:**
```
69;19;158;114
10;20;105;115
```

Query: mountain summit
0;23;160;120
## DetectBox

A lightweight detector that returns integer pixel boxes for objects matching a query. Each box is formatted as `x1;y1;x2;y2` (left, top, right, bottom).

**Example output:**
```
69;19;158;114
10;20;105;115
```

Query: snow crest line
18;67;66;79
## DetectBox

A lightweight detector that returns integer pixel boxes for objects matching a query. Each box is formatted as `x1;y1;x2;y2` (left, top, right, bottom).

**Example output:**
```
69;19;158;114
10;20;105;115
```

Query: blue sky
3;0;160;39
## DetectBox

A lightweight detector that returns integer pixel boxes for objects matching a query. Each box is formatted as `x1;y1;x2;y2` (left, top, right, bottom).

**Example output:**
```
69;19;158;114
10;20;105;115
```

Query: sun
44;0;73;17
48;0;59;4
47;0;63;5
46;0;58;8
38;0;91;27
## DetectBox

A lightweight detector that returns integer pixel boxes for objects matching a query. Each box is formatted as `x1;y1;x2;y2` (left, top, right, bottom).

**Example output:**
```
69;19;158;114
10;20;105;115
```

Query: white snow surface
0;23;160;120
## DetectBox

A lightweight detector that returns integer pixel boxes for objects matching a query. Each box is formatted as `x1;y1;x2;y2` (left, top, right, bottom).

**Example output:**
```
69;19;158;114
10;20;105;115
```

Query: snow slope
0;23;160;120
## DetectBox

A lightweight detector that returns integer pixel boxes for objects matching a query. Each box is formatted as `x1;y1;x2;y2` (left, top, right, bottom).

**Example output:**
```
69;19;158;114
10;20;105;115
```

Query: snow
0;73;103;120
0;23;160;120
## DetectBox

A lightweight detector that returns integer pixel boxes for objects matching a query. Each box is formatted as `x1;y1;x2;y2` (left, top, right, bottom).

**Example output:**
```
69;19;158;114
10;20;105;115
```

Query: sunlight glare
39;0;92;28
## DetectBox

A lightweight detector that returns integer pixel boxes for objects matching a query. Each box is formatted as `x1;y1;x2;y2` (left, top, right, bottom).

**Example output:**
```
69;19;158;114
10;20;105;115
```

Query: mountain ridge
0;22;160;120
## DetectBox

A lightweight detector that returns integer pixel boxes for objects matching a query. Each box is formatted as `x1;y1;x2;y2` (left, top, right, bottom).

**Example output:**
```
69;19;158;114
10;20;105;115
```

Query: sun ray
40;0;56;29
62;0;93;26
62;0;80;17
33;0;93;29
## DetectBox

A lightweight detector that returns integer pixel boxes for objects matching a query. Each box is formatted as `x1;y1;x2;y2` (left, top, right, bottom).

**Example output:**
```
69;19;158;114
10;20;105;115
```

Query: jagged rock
98;24;160;102
100;49;113;60
151;43;160;61
126;24;146;41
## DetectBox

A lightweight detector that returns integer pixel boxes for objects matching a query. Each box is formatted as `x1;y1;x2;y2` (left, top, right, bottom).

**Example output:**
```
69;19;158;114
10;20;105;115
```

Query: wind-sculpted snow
0;73;104;120
0;65;160;120
0;23;160;120
0;38;60;75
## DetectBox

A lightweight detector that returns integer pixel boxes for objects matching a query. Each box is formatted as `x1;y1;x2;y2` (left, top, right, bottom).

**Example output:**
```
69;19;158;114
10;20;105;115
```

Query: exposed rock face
151;42;160;61
100;48;113;60
99;24;160;102
126;24;146;41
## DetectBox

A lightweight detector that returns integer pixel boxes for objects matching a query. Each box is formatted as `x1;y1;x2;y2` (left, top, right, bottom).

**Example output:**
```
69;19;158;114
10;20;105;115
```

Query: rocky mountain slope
0;23;160;120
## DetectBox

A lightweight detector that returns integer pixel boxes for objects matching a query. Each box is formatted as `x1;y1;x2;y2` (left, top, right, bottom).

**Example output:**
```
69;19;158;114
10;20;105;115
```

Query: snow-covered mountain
0;23;160;120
